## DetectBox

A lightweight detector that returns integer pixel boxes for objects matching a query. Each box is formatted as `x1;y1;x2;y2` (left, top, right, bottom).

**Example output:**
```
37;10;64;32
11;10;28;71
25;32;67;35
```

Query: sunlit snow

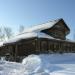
0;53;75;75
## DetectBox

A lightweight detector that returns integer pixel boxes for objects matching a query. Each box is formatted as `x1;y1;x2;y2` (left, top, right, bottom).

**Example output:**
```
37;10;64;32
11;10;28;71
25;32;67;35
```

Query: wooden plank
15;44;18;61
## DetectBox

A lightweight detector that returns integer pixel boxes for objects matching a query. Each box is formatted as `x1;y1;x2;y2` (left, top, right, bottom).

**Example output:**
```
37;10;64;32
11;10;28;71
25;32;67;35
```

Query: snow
3;19;60;44
0;53;75;75
37;32;55;39
3;18;75;44
4;31;75;44
4;32;55;44
4;32;37;44
22;19;60;33
0;41;3;47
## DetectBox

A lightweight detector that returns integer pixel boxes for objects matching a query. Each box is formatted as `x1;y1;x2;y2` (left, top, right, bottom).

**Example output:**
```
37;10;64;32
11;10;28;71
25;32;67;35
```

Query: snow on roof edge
3;32;55;44
0;41;4;47
2;18;75;45
21;18;60;34
3;31;75;45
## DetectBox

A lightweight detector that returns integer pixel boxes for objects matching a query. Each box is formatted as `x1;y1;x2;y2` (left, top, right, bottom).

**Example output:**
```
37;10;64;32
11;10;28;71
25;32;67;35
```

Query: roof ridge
22;18;62;33
33;18;62;26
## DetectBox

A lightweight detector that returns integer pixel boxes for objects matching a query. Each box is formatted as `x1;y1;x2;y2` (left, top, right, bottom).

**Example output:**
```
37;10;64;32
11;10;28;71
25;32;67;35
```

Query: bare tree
19;25;25;33
4;27;12;39
0;27;5;41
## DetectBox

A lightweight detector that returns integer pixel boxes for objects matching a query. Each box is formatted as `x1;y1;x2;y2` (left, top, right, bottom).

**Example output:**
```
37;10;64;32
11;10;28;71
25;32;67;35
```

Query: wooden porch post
35;37;39;54
15;44;18;61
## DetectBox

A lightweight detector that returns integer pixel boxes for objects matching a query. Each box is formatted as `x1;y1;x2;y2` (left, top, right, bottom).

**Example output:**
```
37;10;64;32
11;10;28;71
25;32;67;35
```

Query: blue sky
0;0;75;40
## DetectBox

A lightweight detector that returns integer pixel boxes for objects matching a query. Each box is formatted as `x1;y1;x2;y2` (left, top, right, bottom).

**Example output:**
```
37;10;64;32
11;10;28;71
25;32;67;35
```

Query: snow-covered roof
4;32;55;44
0;41;3;47
22;19;60;33
4;31;75;44
3;18;75;44
4;32;37;44
4;19;61;44
65;39;75;43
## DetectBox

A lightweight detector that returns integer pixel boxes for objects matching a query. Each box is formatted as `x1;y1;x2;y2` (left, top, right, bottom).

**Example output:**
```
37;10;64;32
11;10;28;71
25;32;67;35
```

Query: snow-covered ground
0;53;75;75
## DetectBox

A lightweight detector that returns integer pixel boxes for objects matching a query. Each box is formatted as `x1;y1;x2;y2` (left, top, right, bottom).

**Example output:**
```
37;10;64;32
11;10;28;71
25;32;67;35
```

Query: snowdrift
0;53;75;75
